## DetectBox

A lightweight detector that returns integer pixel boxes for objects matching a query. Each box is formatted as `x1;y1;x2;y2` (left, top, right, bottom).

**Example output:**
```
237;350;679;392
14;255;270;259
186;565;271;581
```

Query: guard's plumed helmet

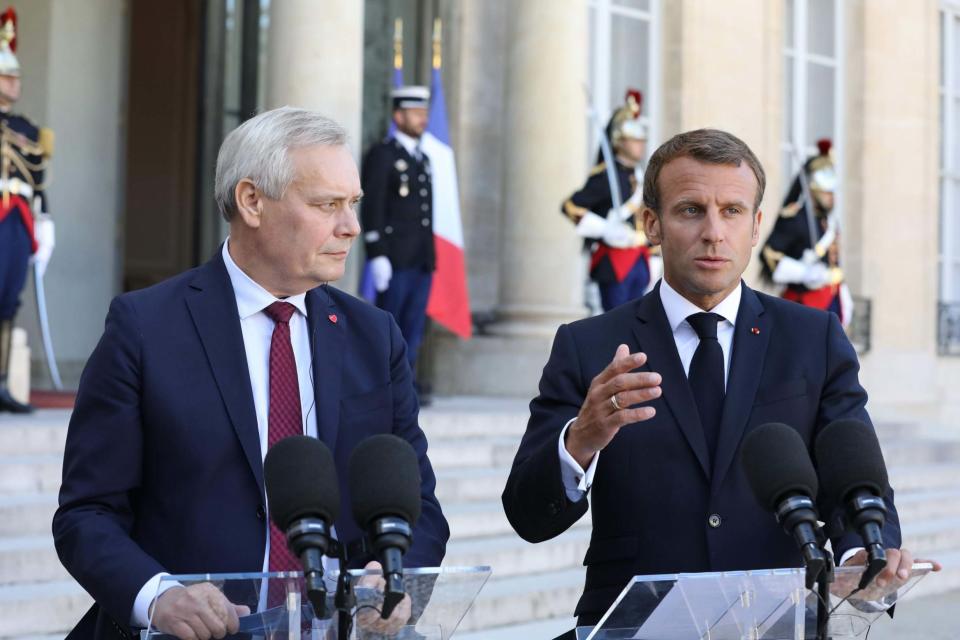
0;7;18;78
610;89;647;147
807;138;837;194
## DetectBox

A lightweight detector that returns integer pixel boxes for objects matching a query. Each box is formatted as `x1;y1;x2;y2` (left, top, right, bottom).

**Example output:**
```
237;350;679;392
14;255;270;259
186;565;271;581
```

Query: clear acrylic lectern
145;566;490;640
574;563;933;639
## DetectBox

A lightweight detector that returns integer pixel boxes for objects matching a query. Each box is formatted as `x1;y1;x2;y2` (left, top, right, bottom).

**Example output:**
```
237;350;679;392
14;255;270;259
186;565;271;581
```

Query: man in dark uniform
361;86;434;400
562;101;650;312
760;139;851;325
0;7;54;413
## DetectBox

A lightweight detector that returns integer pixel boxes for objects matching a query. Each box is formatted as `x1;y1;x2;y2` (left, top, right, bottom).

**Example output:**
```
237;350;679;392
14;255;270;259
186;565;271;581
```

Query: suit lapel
307;286;343;452
711;284;771;494
185;251;264;494
632;284;712;480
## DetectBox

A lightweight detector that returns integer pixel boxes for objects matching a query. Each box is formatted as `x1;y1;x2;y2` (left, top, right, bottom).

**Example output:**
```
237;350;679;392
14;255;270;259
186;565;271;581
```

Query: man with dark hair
503;128;931;629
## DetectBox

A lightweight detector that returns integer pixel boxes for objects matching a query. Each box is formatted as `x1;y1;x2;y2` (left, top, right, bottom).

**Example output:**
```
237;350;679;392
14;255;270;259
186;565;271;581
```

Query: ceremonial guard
0;7;54;413
761;139;852;324
562;97;650;312
361;86;434;399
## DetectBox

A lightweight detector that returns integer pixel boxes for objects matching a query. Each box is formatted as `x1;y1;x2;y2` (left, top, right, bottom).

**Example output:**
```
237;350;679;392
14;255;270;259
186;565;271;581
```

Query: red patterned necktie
264;301;303;574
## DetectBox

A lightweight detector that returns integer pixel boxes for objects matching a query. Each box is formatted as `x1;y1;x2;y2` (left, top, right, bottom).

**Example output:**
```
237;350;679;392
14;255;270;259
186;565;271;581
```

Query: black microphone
348;434;422;620
815;418;890;589
742;422;829;589
264;435;340;618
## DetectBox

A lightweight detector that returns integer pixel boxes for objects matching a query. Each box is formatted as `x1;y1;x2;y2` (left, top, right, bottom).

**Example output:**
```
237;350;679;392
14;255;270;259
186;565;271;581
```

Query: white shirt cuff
558;417;599;502
839;547;865;567
131;572;180;629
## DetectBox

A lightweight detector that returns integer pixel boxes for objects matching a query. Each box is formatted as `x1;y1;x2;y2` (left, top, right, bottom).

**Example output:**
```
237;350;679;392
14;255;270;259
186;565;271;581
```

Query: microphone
742;423;829;589
815;418;890;589
348;434;422;620
264;435;340;617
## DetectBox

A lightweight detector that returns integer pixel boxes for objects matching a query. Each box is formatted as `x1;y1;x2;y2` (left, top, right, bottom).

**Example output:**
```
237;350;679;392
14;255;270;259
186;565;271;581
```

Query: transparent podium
574;563;933;639
145;566;490;640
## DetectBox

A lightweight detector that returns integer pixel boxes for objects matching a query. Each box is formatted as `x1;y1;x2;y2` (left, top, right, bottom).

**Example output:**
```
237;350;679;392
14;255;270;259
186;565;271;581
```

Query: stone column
265;0;364;293
426;0;588;397
492;0;589;337
844;0;940;410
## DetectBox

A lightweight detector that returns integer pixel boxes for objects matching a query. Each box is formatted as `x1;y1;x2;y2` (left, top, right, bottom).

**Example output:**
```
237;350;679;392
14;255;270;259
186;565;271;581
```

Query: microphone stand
334;543;355;640
813;525;835;640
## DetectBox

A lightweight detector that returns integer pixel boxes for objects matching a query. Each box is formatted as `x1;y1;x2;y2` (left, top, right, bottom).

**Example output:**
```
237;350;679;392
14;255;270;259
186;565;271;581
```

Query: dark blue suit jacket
53;251;449;638
502;282;900;623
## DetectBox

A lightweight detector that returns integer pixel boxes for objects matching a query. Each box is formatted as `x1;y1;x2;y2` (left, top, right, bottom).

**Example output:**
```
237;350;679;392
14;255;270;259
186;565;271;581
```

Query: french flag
421;67;472;338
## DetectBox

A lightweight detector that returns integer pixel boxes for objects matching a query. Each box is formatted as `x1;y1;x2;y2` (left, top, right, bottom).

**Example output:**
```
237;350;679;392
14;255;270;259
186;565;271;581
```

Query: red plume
624;88;643;117
0;8;15;52
816;138;832;156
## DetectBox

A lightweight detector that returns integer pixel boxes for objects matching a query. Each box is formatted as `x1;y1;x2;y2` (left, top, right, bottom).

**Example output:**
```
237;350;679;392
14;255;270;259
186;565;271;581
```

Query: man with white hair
53;107;449;639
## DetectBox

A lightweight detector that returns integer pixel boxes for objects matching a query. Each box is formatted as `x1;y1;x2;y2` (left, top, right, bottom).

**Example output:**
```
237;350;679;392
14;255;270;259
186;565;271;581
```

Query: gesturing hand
565;344;661;469
151;582;250;640
355;560;413;635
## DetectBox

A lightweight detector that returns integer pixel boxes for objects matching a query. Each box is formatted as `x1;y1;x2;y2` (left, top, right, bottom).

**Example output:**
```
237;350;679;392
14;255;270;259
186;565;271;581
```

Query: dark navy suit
502;282;900;625
53;250;449;639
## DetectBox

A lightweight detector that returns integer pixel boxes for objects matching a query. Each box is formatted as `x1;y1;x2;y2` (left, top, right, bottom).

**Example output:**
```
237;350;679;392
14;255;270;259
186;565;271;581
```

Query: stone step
458;568;584;633
0;535;72;585
0;579;91;637
887;463;960;493
455;615;575;640
427;437;521;470
0;493;57;536
446;500;592;541
444;528;590;578
881;439;960;467
435;467;509;504
0;455;62;495
894;487;960;522
0;411;71;457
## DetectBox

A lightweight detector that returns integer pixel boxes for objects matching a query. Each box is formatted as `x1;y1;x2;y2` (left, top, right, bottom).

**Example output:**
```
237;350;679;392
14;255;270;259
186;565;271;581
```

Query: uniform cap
391;85;430;110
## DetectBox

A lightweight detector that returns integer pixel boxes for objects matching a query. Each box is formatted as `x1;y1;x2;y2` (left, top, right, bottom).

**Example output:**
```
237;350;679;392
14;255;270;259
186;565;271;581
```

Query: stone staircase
0;401;958;638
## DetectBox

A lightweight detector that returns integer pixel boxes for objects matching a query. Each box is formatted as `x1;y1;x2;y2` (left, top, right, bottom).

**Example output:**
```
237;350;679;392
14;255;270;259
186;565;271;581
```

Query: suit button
418;174;426;182
708;513;722;528
419;188;428;196
421;203;429;211
257;505;266;520
421;218;430;226
548;501;561;516
385;225;393;234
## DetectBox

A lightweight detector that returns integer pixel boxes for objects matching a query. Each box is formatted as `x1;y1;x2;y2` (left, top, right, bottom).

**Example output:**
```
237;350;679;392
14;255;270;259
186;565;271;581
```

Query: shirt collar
222;239;308;320
393;130;421;157
659;276;742;332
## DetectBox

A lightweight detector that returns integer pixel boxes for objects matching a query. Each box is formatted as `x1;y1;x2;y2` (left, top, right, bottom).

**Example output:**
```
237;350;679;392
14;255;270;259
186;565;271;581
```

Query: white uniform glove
32;217;55;280
575;211;607;239
772;254;828;289
370;255;393;293
602;217;638;249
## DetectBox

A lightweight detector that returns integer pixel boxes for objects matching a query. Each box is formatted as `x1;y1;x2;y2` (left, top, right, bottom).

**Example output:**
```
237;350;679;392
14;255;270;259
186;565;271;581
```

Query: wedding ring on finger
610;394;622;411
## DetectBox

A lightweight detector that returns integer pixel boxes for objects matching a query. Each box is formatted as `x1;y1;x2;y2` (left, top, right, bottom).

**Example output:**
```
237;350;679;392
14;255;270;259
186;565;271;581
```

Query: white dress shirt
393;129;422;158
558;277;741;501
130;240;327;627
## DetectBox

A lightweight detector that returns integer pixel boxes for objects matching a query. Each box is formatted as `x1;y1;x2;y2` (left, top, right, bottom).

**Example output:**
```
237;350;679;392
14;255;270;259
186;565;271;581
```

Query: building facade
12;0;959;423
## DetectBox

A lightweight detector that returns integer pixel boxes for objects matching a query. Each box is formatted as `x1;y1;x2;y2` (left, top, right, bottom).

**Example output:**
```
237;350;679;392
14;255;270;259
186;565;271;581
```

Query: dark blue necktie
687;312;725;462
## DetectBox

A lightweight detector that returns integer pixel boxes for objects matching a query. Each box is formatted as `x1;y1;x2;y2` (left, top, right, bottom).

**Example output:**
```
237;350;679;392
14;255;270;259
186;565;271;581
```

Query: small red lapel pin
328;314;338;324
750;327;760;335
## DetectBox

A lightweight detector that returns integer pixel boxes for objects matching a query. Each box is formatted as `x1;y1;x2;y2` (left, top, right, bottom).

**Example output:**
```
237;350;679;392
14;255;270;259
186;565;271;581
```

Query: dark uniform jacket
561;160;645;284
502;282;901;624
361;137;435;271
0;111;50;250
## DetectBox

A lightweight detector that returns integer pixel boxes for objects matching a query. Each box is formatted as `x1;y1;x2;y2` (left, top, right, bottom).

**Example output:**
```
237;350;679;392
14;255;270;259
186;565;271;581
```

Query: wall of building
18;0;127;387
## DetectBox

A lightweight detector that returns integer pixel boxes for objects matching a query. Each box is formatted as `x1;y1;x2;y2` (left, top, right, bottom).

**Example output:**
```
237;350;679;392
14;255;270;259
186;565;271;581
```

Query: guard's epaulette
588;162;606;177
779;201;802;218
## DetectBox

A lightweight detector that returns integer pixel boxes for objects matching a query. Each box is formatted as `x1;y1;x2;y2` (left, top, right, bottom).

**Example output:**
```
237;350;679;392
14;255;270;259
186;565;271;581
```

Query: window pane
784;56;794;142
785;0;795;49
953;180;960;258
954;16;960;90
807;0;836;57
806;61;835;146
614;0;650;11
952;263;960;302
941;12;946;88
954;97;960;168
609;18;649;112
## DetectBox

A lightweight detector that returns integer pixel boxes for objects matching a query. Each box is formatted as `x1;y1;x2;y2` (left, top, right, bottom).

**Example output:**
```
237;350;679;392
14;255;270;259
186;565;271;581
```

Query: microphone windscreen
264;435;340;529
348;434;422;527
815;418;889;503
741;422;819;511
